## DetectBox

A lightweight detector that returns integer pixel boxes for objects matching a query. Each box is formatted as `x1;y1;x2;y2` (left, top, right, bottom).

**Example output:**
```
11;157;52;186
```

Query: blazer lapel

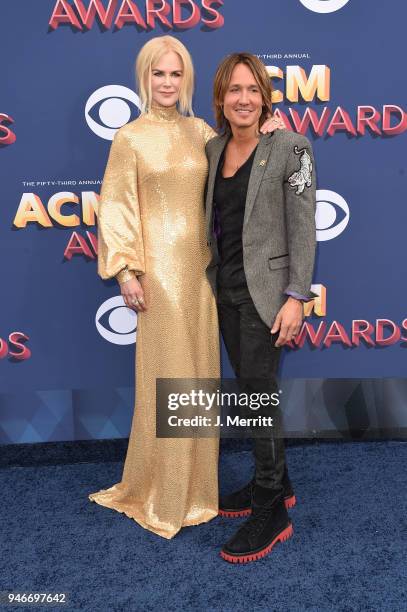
205;133;228;241
243;134;274;227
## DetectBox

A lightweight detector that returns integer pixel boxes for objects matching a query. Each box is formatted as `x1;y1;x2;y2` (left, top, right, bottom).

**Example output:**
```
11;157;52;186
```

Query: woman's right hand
120;277;147;312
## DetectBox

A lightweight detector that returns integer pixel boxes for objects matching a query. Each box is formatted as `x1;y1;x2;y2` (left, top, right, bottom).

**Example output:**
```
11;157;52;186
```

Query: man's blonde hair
136;36;194;116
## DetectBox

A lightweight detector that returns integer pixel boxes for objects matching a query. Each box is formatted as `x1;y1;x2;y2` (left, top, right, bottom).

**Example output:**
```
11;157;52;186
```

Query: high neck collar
145;103;180;123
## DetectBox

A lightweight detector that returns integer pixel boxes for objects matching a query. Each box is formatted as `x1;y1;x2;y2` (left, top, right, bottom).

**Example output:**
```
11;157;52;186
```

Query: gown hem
88;492;218;540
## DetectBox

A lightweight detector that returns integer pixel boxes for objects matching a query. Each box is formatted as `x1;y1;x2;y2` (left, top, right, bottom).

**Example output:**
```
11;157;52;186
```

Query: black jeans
217;282;286;493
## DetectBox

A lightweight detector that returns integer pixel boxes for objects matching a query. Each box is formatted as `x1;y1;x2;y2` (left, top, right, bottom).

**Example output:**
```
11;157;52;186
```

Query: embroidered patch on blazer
287;146;313;195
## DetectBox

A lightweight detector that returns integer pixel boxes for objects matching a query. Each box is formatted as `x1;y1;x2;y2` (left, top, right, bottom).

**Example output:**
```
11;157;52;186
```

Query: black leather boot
219;480;254;517
219;466;296;517
220;486;293;563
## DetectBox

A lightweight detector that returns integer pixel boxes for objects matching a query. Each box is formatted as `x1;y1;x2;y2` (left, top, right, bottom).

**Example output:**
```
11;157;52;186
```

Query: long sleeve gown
88;104;220;539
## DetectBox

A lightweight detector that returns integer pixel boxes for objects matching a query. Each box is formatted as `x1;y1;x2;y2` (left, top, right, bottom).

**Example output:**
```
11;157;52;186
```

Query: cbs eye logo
96;296;137;345
299;0;350;13
85;85;141;140
315;189;350;241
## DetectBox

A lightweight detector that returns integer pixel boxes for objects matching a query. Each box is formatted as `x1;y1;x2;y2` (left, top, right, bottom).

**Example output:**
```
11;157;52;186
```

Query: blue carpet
1;442;406;612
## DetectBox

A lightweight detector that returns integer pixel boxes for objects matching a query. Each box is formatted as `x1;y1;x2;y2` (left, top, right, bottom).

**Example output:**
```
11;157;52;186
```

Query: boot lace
241;505;271;537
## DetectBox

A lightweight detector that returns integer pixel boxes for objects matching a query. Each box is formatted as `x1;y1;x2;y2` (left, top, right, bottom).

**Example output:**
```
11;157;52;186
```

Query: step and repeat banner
1;0;406;444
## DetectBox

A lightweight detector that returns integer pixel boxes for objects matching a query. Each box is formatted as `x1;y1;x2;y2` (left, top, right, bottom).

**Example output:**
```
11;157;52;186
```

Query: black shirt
214;145;257;288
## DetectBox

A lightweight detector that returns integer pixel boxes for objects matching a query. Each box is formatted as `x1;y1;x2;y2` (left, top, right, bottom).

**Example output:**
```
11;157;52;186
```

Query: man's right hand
119;277;147;312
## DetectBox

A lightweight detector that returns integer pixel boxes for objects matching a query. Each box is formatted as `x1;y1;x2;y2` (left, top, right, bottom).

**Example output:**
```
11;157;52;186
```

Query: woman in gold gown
89;36;282;539
89;36;220;539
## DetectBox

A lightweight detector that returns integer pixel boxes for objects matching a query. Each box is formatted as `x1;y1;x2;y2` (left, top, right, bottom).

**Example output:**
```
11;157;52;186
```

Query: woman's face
150;51;184;108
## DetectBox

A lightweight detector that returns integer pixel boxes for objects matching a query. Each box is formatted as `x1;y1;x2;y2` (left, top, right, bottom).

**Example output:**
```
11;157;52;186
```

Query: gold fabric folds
89;106;220;539
96;128;145;280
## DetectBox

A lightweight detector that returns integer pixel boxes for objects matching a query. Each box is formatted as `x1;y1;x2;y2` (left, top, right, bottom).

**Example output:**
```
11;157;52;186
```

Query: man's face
223;63;263;131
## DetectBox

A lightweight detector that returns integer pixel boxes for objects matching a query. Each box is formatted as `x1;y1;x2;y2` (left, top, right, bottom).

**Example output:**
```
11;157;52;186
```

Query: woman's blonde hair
136;36;194;116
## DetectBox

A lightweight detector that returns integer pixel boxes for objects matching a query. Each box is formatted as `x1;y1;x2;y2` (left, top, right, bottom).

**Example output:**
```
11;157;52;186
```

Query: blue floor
1;441;406;611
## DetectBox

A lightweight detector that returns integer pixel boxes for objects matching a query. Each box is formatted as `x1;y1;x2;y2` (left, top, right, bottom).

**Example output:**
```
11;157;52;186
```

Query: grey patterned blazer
205;129;317;327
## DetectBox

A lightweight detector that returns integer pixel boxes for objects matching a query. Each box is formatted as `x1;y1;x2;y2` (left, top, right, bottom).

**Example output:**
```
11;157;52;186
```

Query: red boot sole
220;522;294;564
284;494;296;509
218;508;252;518
218;495;296;518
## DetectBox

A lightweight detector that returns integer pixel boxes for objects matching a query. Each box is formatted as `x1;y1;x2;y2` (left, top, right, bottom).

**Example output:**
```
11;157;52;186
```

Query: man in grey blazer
206;53;316;563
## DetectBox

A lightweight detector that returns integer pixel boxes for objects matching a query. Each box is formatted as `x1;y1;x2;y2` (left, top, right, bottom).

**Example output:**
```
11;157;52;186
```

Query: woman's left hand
260;115;286;134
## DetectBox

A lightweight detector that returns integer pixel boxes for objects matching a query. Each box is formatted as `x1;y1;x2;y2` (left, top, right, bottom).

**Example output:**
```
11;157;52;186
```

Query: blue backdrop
1;0;406;444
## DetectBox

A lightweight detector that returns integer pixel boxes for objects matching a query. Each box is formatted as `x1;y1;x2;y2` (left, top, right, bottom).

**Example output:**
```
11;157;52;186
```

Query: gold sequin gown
88;104;219;539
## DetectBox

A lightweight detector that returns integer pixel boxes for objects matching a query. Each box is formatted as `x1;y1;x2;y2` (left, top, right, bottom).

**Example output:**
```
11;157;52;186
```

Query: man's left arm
284;135;317;297
271;136;317;346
